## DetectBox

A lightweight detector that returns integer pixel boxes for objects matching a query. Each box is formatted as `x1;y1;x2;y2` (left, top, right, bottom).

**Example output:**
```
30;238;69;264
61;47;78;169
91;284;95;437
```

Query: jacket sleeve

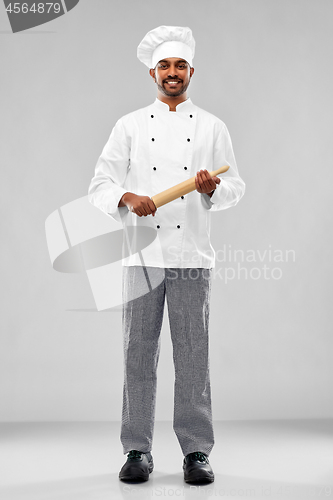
88;119;130;223
201;121;245;211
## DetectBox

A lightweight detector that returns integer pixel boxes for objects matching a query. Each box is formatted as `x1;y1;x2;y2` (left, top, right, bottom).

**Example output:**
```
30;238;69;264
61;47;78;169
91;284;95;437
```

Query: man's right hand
119;192;157;217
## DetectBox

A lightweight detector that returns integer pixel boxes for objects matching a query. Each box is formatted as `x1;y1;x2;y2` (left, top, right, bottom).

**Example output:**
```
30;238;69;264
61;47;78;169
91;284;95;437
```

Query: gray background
1;0;332;422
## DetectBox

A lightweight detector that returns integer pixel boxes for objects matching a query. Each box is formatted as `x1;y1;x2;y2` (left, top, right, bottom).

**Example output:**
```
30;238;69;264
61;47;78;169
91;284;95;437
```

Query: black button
177;225;180;228
190;114;193;118
157;225;160;229
181;196;184;199
151;115;154;118
152;138;155;141
153;167;156;170
184;166;187;170
187;138;190;142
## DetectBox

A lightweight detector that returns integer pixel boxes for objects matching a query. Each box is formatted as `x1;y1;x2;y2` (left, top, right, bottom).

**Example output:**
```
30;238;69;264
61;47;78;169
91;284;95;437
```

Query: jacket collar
153;97;194;113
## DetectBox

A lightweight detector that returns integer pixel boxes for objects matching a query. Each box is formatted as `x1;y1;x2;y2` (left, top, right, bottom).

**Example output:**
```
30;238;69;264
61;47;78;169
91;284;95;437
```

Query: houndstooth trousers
120;266;215;457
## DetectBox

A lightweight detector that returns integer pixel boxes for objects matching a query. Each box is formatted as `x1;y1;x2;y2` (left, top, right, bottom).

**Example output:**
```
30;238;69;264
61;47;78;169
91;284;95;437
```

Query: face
150;58;194;97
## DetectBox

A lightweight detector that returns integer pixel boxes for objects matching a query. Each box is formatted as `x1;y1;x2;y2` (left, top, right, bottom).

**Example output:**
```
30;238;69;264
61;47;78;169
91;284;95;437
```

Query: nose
168;65;179;78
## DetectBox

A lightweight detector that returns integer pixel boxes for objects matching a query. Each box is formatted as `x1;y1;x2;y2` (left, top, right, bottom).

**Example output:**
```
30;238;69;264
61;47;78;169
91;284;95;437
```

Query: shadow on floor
1;471;331;500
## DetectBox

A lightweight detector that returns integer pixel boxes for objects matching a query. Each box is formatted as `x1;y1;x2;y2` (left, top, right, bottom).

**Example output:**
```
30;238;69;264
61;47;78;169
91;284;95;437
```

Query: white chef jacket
88;98;245;268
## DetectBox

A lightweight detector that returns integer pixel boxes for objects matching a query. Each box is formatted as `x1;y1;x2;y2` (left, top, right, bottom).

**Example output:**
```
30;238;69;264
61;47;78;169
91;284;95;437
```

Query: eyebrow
158;59;187;64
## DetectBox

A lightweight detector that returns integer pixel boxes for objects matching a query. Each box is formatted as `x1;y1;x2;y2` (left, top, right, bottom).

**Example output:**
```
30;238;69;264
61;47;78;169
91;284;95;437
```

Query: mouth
164;80;182;87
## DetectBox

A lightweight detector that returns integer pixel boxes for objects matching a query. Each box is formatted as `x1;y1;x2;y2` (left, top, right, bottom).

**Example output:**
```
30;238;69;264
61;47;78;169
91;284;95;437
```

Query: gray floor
0;420;332;500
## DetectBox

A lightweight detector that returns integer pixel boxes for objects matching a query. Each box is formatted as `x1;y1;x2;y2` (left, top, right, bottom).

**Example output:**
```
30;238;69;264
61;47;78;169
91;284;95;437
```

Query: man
88;25;245;484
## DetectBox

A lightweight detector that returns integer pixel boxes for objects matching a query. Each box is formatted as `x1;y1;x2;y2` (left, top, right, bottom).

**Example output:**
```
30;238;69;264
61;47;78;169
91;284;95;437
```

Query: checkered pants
120;266;215;457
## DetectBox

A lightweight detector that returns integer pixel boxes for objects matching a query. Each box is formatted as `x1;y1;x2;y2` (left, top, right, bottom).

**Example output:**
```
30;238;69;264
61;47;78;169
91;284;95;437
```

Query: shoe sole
184;475;214;483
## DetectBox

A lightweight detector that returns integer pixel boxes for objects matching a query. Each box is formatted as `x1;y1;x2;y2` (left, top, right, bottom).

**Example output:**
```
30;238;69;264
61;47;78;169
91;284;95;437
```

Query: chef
88;25;245;484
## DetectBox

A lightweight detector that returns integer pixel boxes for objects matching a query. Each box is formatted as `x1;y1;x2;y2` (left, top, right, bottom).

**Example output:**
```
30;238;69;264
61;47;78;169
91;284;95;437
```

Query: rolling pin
151;165;230;209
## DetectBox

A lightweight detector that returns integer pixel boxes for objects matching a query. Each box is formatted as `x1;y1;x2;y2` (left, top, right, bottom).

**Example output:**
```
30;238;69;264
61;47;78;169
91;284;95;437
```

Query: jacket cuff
107;186;129;223
200;192;214;210
210;181;228;205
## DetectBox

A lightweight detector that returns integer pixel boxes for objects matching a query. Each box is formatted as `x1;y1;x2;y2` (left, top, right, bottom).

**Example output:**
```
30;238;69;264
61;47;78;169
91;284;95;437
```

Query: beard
156;79;190;97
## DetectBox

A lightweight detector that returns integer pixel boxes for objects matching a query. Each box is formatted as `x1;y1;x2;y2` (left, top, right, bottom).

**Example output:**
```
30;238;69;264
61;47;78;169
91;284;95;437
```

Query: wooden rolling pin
151;165;230;209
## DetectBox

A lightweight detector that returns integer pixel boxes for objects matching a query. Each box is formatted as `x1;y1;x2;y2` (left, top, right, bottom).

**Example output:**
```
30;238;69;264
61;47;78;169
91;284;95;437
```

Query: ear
149;68;156;82
190;67;195;78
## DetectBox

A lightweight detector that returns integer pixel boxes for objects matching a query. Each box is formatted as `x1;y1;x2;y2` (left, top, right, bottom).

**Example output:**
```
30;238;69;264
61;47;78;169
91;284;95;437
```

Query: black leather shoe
183;451;214;483
119;450;154;481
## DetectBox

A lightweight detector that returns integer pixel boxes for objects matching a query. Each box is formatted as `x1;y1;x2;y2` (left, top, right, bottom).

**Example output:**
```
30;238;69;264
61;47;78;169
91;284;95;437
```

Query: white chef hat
137;25;195;69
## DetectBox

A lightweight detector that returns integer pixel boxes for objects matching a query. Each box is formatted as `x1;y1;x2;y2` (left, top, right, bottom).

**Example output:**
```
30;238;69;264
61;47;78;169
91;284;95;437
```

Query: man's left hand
195;169;221;198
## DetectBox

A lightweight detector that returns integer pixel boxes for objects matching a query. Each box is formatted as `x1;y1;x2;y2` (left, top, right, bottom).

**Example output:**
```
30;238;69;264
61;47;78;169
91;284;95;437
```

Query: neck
157;91;188;112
